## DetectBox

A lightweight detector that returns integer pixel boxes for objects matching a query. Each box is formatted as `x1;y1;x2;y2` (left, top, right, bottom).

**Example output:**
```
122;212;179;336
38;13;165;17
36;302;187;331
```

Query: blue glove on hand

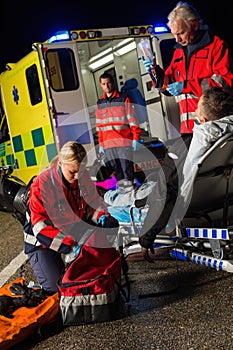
132;140;141;151
142;59;153;73
98;214;112;228
99;146;105;154
166;82;184;96
65;244;81;263
98;214;119;228
73;244;81;255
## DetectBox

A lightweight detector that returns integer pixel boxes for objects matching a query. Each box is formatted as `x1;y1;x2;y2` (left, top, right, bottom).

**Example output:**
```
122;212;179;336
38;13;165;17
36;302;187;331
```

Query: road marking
0;250;28;287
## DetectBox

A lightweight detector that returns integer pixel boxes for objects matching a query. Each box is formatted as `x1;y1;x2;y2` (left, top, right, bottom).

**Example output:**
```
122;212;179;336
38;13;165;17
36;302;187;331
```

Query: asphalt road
1;211;233;350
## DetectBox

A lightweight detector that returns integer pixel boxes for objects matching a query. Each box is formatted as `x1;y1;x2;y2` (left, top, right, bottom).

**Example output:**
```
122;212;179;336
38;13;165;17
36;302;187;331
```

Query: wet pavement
1;211;233;350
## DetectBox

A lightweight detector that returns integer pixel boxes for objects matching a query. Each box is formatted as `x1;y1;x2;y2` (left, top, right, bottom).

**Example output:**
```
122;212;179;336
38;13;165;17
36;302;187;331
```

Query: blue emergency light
48;30;70;43
153;24;169;33
47;23;169;44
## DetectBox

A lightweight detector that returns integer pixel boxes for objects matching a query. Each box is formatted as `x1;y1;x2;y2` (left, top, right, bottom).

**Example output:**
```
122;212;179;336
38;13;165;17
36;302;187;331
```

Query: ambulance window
46;49;79;91
26;64;43;105
0;100;10;143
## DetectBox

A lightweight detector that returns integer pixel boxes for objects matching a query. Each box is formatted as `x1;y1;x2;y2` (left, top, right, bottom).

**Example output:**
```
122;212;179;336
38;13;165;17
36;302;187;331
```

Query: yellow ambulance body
0;51;57;183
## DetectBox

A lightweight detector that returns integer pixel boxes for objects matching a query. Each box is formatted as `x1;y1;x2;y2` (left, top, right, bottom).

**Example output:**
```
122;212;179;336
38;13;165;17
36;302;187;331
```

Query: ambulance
0;23;179;215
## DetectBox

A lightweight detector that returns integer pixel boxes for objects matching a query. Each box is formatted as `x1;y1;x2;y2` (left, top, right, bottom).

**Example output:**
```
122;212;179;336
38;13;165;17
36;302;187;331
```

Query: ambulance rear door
152;34;180;139
41;42;96;166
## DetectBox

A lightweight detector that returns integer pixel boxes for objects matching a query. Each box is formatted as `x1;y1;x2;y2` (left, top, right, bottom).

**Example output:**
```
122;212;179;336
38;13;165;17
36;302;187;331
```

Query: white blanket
104;181;156;207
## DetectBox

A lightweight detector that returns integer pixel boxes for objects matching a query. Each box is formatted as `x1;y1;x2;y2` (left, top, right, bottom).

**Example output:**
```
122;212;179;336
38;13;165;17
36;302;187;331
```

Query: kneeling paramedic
24;141;118;294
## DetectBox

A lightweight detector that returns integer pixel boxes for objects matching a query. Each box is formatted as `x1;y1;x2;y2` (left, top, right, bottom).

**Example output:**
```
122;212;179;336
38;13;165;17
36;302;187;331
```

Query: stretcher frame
115;133;233;273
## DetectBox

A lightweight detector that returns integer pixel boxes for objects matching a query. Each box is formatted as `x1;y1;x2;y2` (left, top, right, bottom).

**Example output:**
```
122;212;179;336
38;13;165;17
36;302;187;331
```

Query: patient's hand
141;246;156;263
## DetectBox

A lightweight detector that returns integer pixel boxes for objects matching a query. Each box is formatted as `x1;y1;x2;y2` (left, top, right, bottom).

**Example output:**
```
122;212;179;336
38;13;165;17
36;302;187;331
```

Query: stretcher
104;132;233;273
171;132;233;273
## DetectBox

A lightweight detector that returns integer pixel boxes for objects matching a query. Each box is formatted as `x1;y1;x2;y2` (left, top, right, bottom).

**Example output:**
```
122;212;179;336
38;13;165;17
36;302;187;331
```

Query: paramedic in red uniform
144;1;233;145
23;141;118;294
96;72;141;187
139;1;233;263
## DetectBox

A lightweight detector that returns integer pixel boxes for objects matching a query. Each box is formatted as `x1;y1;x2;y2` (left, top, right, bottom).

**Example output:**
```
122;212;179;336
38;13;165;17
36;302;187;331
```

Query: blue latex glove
65;244;81;263
99;146;105;154
98;214;112;228
98;214;119;228
73;244;81;255
142;58;153;73
132;140;141;151
166;82;184;96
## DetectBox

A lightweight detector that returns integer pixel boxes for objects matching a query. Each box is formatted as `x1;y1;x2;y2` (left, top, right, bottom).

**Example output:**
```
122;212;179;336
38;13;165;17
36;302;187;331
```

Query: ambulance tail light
129;24;168;36
129;26;152;35
87;31;102;38
70;30;102;40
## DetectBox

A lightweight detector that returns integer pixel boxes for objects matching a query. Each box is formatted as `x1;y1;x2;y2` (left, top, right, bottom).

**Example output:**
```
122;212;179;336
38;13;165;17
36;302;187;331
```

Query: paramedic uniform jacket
163;25;233;134
96;89;141;148
24;163;108;254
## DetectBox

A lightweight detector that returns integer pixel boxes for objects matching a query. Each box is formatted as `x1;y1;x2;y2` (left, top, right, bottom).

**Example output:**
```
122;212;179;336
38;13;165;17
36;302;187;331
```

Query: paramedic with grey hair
143;1;233;143
139;87;233;262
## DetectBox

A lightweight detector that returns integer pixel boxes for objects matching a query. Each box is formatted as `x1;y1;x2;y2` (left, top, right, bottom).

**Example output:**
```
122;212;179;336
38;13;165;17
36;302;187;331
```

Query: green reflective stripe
11;125;56;168
0;141;14;166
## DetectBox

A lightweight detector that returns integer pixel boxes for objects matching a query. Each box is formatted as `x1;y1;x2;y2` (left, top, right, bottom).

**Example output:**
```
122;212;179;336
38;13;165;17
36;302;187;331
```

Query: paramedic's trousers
105;146;134;182
28;248;65;294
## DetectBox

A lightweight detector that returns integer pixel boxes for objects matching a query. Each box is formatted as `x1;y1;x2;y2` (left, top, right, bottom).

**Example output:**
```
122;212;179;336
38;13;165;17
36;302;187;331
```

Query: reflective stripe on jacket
24;164;108;254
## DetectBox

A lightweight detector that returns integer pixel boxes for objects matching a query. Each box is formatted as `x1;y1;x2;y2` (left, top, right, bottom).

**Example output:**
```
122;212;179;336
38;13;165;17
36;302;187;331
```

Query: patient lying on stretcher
139;87;233;262
104;180;156;223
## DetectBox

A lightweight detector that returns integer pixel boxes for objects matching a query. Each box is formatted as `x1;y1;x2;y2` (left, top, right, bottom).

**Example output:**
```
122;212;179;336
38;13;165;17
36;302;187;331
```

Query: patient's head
195;87;233;124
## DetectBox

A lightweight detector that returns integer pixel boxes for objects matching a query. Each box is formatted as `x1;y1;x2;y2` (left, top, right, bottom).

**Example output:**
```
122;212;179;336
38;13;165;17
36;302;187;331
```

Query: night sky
1;0;232;74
